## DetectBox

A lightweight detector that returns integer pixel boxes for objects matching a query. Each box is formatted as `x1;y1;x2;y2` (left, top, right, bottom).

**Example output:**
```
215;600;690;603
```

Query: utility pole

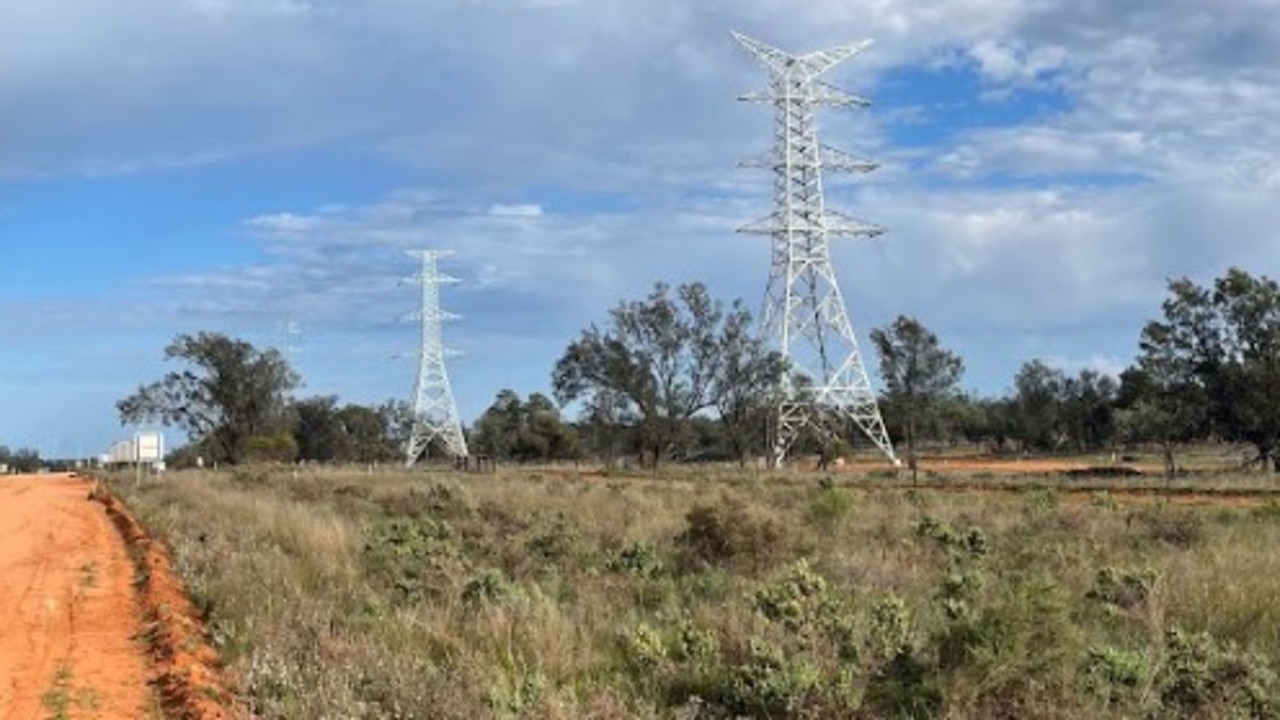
732;31;898;467
404;250;469;466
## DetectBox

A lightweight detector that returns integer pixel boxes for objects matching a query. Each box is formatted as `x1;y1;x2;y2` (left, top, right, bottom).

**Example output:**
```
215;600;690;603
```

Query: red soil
0;474;155;718
0;473;241;719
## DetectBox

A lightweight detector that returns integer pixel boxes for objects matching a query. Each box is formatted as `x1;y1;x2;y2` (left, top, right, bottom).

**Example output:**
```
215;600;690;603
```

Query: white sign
136;432;164;462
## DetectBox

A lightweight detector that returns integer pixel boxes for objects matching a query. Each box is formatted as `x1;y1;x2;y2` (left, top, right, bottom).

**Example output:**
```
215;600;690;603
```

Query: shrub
1128;506;1204;548
716;637;819;719
362;517;462;604
462;568;513;609
1154;628;1276;719
915;515;989;561
1085;566;1159;612
1083;646;1147;704
809;487;856;527
675;496;784;572
605;541;666;579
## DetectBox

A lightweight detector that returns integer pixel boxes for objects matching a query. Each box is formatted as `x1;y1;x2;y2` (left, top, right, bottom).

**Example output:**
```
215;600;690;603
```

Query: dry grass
106;461;1280;719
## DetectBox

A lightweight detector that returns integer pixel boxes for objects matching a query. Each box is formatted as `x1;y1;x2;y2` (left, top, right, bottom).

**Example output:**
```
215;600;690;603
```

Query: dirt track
0;474;155;719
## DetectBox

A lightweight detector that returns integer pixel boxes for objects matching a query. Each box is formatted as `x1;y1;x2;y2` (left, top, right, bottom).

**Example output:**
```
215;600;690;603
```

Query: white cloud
488;203;545;218
969;39;1068;85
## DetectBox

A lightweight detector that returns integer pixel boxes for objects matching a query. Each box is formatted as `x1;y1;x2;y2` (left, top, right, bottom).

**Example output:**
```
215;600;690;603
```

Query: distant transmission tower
732;31;898;467
404;250;469;466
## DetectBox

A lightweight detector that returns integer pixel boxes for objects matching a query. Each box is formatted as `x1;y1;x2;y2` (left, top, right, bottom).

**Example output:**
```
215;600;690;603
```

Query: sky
2;0;1278;457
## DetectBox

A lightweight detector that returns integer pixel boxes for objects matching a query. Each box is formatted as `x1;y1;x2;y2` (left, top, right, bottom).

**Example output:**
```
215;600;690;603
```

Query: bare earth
0;474;155;719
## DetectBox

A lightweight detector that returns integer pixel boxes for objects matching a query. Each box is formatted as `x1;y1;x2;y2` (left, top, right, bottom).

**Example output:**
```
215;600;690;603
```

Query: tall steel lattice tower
405;250;469;466
732;31;898;467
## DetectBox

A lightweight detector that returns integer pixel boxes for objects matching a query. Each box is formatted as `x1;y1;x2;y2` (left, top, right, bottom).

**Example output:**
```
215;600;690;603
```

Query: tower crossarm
736;211;884;238
821;145;879;173
824;210;886;237
811;82;871;108
731;31;874;81
738;145;878;173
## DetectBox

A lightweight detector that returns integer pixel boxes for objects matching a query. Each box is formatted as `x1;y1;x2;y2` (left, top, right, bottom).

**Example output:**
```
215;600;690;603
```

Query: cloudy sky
2;0;1278;456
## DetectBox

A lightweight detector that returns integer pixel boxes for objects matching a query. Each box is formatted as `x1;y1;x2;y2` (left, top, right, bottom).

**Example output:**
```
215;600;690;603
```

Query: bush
245;433;299;463
1155;628;1276;719
1083;646;1147;704
675;496;785;572
362;517;463;604
605;541;666;579
1085;566;1159;612
809;487;856;527
1128;506;1204;548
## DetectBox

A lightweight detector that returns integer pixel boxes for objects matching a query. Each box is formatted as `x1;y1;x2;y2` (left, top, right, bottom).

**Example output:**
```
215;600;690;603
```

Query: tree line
117;267;1280;473
0;445;42;472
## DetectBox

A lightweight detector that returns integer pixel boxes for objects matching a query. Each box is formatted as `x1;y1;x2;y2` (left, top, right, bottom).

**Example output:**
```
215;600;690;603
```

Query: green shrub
716;637;819;719
362;517;462;604
809;487;856;526
605;541;666;579
1083;646;1147;704
1155;627;1276;719
462;568;513;609
1085;566;1159;612
915;515;989;560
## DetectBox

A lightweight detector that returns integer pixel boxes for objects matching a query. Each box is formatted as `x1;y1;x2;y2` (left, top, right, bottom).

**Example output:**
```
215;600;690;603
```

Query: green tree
1138;268;1280;470
1012;360;1068;452
117;332;298;465
870;316;964;482
552;282;776;467
293;395;344;462
1061;369;1119;451
0;445;42;473
472;390;579;462
336;403;402;463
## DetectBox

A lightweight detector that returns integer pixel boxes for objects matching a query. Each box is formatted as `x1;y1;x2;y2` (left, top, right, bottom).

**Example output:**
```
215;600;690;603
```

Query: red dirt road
0;474;155;719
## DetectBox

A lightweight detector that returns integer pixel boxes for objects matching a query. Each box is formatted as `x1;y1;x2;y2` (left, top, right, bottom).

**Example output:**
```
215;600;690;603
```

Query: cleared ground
0;474;156;719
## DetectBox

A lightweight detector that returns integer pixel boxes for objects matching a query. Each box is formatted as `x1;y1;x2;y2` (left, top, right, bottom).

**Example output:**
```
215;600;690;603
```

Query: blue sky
2;0;1279;457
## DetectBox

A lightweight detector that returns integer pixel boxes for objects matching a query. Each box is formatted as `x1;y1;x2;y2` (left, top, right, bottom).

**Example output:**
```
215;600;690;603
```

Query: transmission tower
404;250;469;466
732;31;898;467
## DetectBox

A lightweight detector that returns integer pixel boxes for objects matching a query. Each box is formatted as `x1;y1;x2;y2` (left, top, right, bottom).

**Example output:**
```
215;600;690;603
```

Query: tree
336;403;402;463
714;304;787;466
0;445;42;473
552;282;780;467
293;395;344;462
1012;360;1068;452
1060;369;1119;451
117;332;298;465
870;316;964;482
472;390;579;462
1138;268;1280;471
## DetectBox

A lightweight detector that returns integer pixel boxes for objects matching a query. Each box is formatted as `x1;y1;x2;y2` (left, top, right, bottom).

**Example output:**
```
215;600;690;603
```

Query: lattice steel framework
732;31;898;466
405;250;469;465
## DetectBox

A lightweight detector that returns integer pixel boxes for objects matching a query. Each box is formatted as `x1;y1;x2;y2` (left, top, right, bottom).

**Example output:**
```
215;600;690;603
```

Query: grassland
106;459;1280;719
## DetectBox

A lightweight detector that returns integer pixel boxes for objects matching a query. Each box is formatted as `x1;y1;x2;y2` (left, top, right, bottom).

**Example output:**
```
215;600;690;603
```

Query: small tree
870;316;964;483
117;332;298;465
